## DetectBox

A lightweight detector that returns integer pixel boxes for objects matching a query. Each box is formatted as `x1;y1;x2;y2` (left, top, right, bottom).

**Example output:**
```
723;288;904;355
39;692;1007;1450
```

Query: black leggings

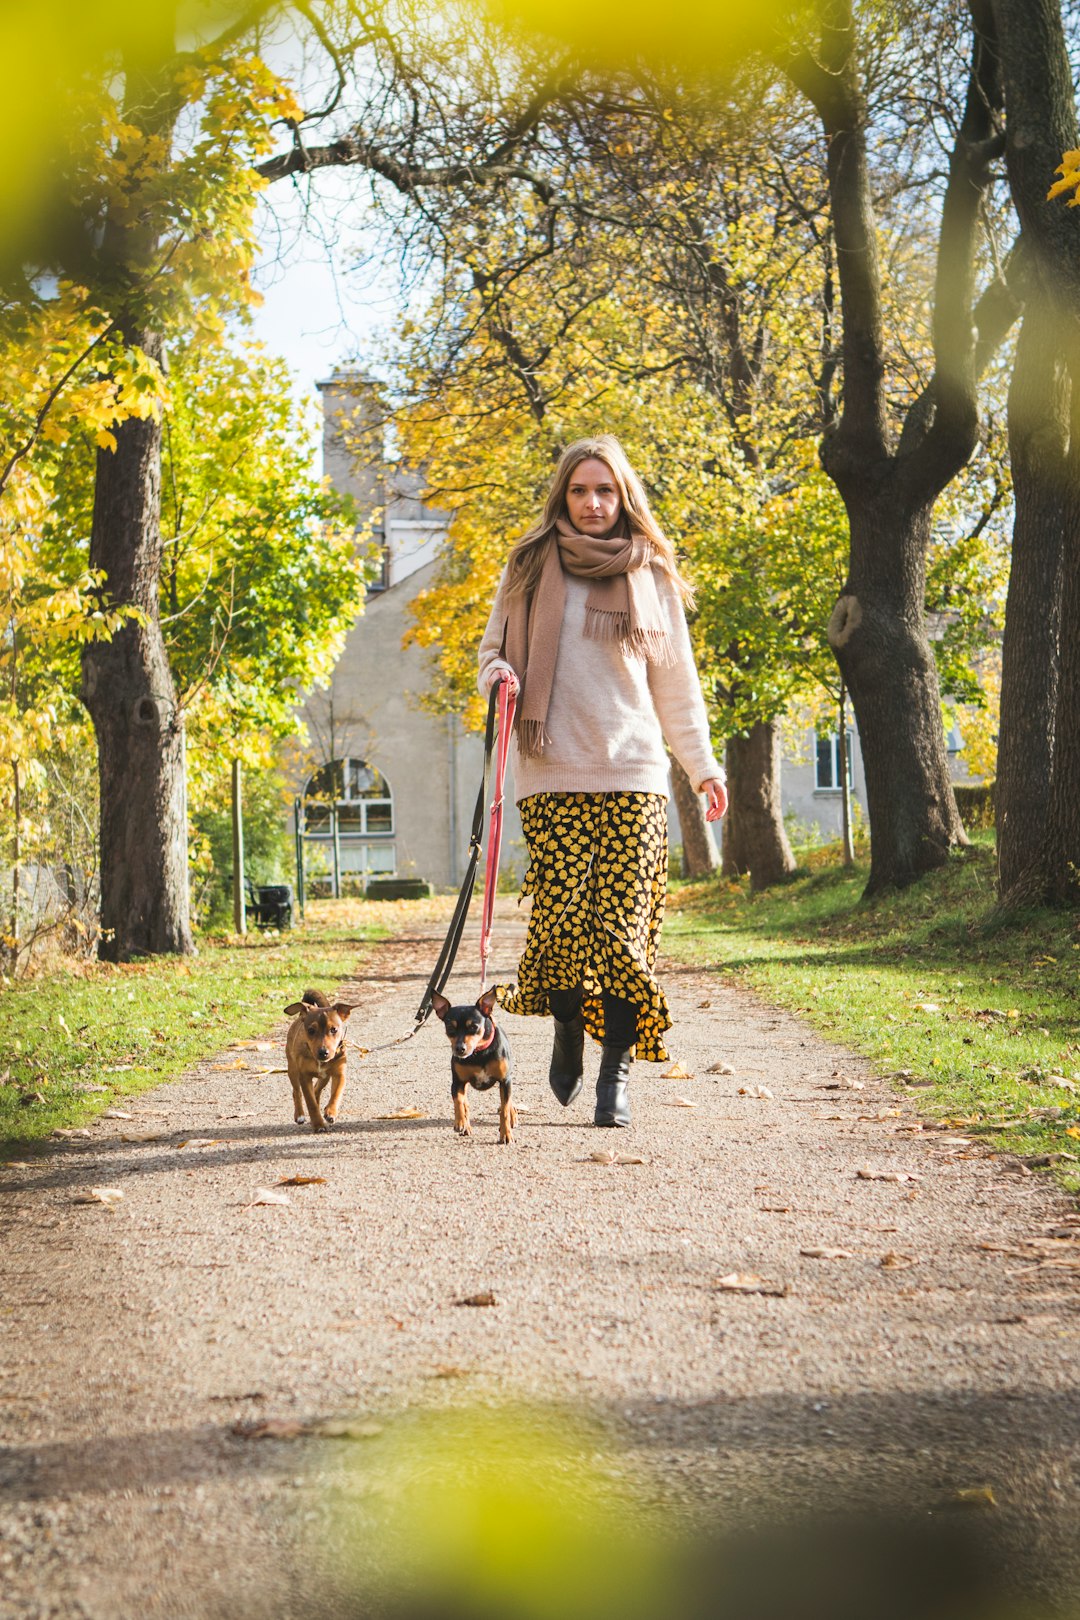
548;985;638;1049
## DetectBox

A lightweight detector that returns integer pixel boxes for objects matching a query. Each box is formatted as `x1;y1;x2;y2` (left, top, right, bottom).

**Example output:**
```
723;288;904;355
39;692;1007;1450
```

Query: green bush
954;779;995;832
192;764;294;927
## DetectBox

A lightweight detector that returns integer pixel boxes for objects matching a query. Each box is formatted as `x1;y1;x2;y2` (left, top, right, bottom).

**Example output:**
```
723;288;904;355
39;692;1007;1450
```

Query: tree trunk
668;752;718;878
828;496;968;895
996;299;1068;902
1042;366;1080;905
81;350;193;960
720;723;796;889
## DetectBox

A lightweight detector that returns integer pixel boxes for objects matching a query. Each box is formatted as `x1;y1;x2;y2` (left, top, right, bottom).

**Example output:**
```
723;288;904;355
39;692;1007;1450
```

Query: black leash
412;682;502;1025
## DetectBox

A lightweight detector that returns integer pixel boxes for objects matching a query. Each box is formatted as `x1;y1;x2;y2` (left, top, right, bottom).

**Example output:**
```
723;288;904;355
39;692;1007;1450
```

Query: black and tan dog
283;989;356;1132
431;987;516;1144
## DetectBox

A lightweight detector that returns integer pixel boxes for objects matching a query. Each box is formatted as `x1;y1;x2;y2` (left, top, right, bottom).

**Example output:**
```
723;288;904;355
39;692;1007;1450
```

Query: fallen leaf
615;1154;645;1165
913;1002;941;1014
120;1132;165;1143
456;1291;497;1307
664;1097;697;1108
716;1272;788;1297
5;1160;31;1169
245;1187;291;1208
662;1062;693;1079
588;1149;617;1164
232;1418;307;1440
800;1246;852;1260
102;1109;134;1120
738;1085;774;1100
73;1186;125;1209
697;1000;712;1009
429;1365;471;1379
856;1168;920;1184
1066;1127;1080;1141
706;1062;736;1075
954;1485;997;1508
880;1251;918;1270
52;1128;92;1139
210;1059;252;1071
276;1175;327;1187
376;1108;427;1120
176;1138;226;1150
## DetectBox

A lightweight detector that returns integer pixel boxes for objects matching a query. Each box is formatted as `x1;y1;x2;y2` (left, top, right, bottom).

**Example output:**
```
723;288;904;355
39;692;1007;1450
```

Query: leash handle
479;677;517;990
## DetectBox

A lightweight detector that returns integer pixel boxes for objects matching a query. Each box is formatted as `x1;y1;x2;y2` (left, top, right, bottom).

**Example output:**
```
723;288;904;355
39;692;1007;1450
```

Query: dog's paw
323;1114;336;1127
454;1124;472;1137
498;1133;513;1146
294;1115;307;1126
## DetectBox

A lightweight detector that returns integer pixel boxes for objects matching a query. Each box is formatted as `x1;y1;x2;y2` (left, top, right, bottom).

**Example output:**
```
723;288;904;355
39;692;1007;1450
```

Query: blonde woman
478;435;727;1128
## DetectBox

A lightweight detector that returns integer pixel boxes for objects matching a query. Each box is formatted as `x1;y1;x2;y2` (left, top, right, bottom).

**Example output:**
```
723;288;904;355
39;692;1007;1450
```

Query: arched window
304;759;393;832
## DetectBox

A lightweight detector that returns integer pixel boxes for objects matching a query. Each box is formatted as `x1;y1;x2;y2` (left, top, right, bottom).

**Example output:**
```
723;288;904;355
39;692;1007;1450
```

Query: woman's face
565;458;622;537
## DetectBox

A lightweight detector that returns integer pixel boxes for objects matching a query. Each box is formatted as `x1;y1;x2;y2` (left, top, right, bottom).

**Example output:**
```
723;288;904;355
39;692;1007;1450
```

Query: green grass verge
664;836;1080;1193
0;896;451;1154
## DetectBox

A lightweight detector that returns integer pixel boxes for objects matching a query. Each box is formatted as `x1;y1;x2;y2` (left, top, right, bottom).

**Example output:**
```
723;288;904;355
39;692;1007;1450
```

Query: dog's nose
317;1047;331;1061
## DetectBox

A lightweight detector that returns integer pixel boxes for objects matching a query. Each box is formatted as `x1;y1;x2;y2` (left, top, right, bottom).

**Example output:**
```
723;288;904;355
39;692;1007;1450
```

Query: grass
0;895;454;1154
664;835;1080;1193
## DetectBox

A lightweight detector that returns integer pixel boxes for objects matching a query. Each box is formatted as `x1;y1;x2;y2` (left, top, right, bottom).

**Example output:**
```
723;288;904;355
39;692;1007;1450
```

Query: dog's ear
284;1002;307;1016
333;1003;355;1021
477;985;498;1018
431;991;450;1021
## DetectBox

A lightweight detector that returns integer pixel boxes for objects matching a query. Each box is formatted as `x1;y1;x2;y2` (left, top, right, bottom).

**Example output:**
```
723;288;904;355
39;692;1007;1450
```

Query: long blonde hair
506;435;694;604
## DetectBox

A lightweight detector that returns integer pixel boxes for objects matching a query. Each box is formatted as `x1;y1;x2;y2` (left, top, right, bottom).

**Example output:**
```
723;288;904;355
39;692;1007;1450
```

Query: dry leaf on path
429;1365;471;1379
615;1153;645;1165
52;1128;92;1139
954;1485;997;1508
176;1138;228;1151
277;1175;327;1187
662;1062;693;1079
707;1062;736;1075
73;1186;125;1209
456;1291;497;1307
244;1187;291;1209
120;1132;165;1144
716;1272;788;1297
102;1109;134;1120
376;1108;427;1120
232;1418;307;1440
738;1085;774;1100
880;1251;918;1270
857;1168;920;1184
588;1149;617;1164
664;1097;697;1108
800;1247;852;1260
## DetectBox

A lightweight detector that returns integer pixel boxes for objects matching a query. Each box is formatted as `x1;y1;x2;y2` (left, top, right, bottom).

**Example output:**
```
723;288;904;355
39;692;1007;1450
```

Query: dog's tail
301;989;330;1008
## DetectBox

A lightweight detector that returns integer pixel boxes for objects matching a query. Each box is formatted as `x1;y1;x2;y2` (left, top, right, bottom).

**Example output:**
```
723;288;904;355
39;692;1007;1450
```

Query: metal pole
838;684;855;867
231;758;246;933
294;797;306;921
331;800;342;899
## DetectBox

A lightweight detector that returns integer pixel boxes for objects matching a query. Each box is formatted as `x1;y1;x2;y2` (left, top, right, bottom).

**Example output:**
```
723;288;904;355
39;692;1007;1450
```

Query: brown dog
283;989;356;1132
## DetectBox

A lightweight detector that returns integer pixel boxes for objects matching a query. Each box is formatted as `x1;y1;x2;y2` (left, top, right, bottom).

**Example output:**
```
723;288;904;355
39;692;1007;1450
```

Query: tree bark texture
784;0;1002;894
81;345;193;960
992;0;1080;906
828;498;968;894
996;301;1067;901
720;724;796;890
668;753;718;878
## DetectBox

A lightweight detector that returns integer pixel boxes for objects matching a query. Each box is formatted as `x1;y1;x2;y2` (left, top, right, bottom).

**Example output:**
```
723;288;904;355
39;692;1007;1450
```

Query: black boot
549;1013;585;1106
594;1045;632;1127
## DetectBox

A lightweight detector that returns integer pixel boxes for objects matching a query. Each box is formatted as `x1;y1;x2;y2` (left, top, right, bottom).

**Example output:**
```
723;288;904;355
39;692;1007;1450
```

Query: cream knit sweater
477;565;724;803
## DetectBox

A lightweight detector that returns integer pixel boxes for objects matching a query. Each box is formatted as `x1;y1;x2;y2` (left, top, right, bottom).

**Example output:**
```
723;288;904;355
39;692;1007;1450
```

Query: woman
478;435;726;1128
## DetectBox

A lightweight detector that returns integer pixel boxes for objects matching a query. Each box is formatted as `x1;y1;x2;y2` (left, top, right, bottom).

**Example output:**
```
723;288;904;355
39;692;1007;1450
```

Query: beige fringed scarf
504;518;675;758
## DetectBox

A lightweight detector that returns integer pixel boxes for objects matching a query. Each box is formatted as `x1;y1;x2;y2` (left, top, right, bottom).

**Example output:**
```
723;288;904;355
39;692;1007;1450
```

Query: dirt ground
2;899;1079;1619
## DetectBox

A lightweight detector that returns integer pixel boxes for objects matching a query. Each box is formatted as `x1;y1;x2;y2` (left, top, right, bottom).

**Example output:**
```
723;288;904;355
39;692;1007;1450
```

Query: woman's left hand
701;778;728;823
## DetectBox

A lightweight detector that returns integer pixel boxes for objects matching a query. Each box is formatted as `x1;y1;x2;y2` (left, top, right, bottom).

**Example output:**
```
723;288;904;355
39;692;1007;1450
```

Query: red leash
479;676;516;991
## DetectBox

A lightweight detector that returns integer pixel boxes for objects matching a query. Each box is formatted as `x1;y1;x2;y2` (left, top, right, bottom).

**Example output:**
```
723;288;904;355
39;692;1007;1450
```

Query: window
815;730;854;791
303;759;394;838
366;544;390;594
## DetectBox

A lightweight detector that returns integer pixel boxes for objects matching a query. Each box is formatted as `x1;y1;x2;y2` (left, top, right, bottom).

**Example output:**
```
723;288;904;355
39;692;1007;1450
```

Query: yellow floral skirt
496;791;671;1062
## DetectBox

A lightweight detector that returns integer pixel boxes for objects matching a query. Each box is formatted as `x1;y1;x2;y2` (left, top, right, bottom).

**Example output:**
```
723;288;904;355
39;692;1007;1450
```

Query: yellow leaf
95;429;117;452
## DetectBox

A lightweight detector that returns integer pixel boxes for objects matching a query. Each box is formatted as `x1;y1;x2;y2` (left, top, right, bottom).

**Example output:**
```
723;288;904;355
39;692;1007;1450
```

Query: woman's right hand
486;660;519;697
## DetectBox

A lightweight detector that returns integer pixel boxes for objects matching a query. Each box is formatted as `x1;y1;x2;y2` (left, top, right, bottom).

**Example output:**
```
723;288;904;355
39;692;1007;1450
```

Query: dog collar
472;1018;497;1054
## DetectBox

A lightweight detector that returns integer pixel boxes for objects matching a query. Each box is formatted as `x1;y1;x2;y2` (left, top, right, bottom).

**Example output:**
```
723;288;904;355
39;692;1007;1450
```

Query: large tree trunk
996;300;1067;902
81;338;193;960
720;723;796;889
828;497;967;895
783;0;1005;895
668;752;718;878
992;0;1080;907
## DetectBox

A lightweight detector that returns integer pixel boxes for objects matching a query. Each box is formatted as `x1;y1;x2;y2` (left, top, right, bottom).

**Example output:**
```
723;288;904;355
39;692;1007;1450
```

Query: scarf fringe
516;716;548;758
584;607;675;667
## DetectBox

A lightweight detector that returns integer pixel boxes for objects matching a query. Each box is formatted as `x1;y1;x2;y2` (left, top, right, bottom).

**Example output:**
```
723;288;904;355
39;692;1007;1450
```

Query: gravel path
2;900;1079;1618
